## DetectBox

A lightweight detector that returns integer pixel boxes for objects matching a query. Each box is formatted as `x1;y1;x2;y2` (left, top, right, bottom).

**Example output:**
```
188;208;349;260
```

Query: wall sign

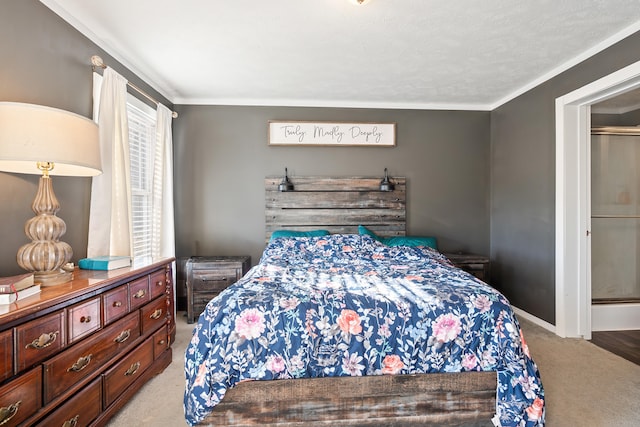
268;121;396;146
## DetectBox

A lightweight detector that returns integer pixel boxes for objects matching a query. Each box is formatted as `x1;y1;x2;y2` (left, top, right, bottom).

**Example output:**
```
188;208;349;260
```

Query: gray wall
490;31;640;324
0;0;171;275
173;106;490;266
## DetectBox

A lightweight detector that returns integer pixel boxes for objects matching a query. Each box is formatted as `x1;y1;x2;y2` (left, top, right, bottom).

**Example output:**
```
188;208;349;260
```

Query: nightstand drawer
445;253;490;283
191;269;238;292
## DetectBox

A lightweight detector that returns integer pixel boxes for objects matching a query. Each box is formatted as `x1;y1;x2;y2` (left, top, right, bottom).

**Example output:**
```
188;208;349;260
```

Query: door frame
555;59;640;338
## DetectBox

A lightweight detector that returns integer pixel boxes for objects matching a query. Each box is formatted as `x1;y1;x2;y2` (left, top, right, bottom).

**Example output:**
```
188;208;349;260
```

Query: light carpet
106;312;640;426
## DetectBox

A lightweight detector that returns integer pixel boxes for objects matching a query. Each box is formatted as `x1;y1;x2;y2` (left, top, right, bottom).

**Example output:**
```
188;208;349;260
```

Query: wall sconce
0;102;101;286
278;167;294;192
379;168;395;192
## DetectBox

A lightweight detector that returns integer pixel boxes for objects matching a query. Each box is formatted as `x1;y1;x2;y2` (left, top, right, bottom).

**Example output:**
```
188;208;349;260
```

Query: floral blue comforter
184;234;545;426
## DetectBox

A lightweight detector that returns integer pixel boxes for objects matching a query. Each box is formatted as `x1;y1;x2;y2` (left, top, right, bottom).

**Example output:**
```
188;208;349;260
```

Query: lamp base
35;269;73;287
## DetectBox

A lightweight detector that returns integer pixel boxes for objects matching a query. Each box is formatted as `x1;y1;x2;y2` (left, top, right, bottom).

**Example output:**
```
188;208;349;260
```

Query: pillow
358;225;438;250
357;225;384;242
269;229;330;241
384;235;438;249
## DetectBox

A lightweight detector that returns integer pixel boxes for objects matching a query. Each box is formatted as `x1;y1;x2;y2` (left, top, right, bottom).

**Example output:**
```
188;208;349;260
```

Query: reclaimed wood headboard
265;176;406;242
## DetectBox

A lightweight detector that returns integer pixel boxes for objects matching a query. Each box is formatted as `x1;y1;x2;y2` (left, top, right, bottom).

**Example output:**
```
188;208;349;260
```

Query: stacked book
0;273;41;305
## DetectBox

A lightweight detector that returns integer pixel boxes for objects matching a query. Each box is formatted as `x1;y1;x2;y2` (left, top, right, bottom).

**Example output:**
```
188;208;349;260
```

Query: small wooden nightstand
186;256;251;323
444;253;491;283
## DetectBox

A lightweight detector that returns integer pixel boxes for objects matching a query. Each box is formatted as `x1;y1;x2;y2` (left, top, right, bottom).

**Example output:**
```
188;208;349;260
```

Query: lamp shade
0;102;101;177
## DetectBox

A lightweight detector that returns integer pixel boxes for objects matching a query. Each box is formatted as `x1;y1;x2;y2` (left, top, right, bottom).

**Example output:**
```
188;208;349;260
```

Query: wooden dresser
0;258;175;427
186;256;250;323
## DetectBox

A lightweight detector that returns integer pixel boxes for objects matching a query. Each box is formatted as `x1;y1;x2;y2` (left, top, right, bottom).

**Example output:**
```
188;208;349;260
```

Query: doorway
590;128;640;332
556;59;640;339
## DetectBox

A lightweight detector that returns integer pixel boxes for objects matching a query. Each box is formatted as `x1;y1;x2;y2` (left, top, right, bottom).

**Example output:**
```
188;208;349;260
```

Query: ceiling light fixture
350;0;371;5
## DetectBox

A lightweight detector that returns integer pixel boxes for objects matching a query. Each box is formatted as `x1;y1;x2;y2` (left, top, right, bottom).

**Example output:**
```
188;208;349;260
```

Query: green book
78;256;132;271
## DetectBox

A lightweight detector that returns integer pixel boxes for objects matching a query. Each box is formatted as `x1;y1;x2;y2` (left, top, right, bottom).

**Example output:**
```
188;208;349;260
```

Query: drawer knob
150;308;164;320
62;415;79;427
26;330;59;349
113;301;123;307
114;329;131;344
158;339;166;345
125;361;141;376
67;354;92;372
0;400;21;425
79;315;92;323
133;289;146;299
155;280;164;287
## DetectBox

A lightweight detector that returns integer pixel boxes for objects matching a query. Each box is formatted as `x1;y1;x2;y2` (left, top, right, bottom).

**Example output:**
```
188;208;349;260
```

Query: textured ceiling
40;0;640;110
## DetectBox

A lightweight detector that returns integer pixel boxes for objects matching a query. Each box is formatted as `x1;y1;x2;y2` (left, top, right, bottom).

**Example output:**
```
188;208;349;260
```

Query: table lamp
0;102;101;286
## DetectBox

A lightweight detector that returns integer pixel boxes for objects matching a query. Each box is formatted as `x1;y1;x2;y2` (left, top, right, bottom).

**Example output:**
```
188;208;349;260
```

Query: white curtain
88;68;133;257
153;104;176;260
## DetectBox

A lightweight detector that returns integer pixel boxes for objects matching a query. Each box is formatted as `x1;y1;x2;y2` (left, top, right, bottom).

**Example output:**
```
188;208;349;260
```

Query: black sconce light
278;167;294;192
379;168;395;192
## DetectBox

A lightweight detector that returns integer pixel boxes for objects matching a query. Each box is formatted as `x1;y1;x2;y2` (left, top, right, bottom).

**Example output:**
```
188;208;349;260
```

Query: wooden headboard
265;176;406;241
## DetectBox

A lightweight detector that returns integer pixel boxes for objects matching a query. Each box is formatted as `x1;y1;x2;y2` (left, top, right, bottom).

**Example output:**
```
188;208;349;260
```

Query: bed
184;177;545;427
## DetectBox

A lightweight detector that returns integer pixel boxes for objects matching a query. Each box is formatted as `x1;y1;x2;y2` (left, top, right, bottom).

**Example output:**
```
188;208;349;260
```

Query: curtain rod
591;126;640;136
91;55;178;119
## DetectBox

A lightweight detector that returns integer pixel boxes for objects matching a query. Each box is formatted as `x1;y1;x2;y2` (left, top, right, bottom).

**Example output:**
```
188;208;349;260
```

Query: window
126;96;156;258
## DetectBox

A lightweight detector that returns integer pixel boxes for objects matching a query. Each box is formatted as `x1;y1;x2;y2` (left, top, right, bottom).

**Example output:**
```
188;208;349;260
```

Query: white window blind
126;96;156;258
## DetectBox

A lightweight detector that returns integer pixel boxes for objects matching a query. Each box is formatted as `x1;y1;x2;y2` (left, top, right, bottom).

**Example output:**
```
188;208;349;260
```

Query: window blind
127;98;156;258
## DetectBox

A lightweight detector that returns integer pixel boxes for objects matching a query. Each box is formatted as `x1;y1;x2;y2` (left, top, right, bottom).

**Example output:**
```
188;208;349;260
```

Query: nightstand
444;253;490;283
186;256;251;323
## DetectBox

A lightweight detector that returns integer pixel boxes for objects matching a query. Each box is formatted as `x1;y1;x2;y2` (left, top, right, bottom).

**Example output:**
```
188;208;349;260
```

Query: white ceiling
40;0;640;110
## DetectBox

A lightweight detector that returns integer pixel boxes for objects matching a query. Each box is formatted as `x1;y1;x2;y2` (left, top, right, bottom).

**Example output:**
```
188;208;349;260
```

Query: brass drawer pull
26;330;59;349
114;329;131;344
0;400;21;425
67;354;92;372
133;289;146;299
157;339;166;346
62;415;79;427
155;280;164;287
113;301;123;307
150;309;163;320
79;315;92;323
125;361;140;376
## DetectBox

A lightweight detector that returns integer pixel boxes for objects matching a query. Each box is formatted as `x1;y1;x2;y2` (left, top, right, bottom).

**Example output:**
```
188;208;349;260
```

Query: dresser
0;258;175;427
186;256;251;323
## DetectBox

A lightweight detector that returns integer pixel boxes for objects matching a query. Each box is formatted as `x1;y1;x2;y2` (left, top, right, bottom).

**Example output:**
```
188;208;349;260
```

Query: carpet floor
106;312;640;426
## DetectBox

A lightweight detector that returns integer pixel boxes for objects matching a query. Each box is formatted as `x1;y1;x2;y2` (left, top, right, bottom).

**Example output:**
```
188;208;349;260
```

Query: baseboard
592;303;640;331
512;306;556;334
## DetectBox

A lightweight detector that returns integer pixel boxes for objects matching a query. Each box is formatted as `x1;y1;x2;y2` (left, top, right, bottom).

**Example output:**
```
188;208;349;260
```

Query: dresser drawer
103;338;154;407
0;366;42;427
129;275;150;310
36;377;101;427
191;269;238;292
68;297;100;343
152;325;169;359
43;311;140;403
16;310;65;371
0;329;12;382
149;268;167;300
103;284;129;325
140;296;168;337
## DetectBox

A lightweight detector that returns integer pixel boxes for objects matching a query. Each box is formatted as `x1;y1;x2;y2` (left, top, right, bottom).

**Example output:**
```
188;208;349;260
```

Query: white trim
555;60;640;339
172;97;494;111
592;304;640;331
512;306;556;334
